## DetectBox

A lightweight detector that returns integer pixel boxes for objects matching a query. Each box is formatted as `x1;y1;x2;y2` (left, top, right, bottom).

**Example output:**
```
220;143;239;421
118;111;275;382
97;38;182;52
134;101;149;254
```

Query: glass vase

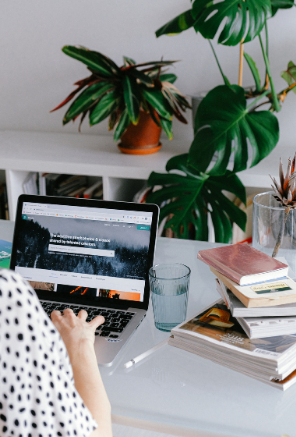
252;192;296;277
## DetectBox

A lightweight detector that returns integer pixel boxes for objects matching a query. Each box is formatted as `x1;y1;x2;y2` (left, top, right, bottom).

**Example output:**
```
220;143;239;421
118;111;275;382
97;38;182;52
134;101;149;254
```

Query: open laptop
10;194;159;366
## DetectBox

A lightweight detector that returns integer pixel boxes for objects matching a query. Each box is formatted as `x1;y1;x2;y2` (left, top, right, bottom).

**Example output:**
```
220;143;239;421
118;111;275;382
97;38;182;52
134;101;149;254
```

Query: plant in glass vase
146;0;296;242
270;154;296;257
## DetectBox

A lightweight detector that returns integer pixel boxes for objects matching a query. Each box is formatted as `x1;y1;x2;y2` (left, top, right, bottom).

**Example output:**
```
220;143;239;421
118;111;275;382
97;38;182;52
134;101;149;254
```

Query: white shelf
0;130;190;179
0;129;287;221
0;130;190;220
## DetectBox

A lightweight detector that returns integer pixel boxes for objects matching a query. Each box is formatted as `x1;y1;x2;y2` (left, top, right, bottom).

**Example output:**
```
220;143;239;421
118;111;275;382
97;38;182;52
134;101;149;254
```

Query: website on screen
15;202;153;302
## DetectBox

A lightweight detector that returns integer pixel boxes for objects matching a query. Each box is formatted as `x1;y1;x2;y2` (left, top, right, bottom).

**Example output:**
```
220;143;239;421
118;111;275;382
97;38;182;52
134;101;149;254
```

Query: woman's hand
51;309;112;436
51;309;105;363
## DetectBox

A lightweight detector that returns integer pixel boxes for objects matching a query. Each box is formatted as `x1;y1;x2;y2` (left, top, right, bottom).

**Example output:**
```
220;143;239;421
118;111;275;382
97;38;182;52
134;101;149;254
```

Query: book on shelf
22;172;38;195
216;279;296;339
215;278;296;318
212;267;296;308
197;244;288;285
38;172;47;196
0;183;9;220
25;173;103;200
55;175;87;196
169;299;296;390
83;180;103;199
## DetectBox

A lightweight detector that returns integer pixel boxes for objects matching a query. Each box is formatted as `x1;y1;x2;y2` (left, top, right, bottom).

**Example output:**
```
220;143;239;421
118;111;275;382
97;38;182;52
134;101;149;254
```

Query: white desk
1;221;295;437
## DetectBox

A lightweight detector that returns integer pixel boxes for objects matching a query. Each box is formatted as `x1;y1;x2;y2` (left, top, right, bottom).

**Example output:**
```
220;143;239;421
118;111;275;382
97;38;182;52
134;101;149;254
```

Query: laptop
10;194;159;366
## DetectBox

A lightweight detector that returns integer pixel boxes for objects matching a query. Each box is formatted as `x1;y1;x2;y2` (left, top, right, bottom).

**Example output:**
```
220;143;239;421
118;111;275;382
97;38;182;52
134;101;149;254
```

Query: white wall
1;0;296;149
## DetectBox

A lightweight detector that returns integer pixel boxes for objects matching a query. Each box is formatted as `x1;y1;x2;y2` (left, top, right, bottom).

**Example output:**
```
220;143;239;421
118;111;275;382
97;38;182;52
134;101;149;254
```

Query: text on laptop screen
14;202;153;303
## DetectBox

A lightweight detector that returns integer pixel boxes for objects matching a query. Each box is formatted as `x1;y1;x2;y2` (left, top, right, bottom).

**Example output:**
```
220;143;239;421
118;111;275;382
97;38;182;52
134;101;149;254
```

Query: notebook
10;194;159;366
197;244;288;285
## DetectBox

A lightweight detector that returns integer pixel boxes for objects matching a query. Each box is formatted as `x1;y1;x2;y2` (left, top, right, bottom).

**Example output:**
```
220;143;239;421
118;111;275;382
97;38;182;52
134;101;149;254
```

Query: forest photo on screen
15;215;150;280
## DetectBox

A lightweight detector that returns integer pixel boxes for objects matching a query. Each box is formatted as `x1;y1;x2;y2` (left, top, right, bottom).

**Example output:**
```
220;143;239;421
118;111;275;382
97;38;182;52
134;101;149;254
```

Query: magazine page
173;300;296;362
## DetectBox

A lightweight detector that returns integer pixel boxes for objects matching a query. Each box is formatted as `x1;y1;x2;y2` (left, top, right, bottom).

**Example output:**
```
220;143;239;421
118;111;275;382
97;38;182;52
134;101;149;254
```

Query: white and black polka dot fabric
0;269;98;436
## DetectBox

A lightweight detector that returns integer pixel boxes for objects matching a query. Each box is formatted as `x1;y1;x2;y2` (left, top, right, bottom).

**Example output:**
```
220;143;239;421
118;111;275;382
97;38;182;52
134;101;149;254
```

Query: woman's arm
51;309;113;437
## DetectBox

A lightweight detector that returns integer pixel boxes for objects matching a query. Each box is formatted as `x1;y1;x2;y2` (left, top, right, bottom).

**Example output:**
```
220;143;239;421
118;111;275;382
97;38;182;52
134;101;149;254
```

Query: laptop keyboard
41;302;135;338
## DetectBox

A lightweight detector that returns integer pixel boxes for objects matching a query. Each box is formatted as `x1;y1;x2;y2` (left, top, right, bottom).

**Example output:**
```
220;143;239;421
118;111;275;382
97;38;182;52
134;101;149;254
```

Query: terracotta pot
118;110;162;155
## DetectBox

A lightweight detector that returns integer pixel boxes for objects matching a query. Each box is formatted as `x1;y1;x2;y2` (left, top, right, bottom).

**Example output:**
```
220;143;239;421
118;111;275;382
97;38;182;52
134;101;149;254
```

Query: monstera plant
146;0;296;242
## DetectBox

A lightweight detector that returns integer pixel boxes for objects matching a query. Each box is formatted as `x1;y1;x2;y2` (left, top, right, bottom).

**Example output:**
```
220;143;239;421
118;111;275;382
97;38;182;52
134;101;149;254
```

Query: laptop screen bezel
10;194;159;311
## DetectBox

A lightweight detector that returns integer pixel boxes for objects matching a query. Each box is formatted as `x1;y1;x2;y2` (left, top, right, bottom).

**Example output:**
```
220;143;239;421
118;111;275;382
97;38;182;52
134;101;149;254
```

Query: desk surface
1;220;295;437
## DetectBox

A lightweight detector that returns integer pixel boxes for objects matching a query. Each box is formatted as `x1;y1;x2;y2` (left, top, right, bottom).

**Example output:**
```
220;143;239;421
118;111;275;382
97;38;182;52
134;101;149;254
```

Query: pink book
197;244;289;285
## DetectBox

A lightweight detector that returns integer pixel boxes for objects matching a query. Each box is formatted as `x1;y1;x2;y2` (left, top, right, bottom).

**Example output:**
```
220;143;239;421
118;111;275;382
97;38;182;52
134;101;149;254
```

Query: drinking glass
149;263;191;332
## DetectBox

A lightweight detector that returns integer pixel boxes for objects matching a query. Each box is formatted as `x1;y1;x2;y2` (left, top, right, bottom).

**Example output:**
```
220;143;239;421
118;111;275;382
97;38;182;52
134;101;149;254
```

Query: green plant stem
272;207;290;257
209;41;230;87
265;22;269;60
258;33;281;112
246;89;269;111
263;23;269;90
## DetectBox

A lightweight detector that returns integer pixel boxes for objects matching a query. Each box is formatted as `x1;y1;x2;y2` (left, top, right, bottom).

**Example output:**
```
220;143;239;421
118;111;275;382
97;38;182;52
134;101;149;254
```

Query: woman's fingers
88;315;105;329
77;309;88;321
50;310;62;327
51;308;105;332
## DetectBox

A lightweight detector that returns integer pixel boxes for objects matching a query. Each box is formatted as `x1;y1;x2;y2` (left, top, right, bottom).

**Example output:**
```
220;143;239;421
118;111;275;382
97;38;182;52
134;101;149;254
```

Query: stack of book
169;244;296;390
23;172;103;199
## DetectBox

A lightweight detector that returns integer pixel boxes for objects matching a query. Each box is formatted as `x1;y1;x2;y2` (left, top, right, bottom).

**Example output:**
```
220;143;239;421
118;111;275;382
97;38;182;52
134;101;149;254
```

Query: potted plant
146;0;296;242
51;46;191;155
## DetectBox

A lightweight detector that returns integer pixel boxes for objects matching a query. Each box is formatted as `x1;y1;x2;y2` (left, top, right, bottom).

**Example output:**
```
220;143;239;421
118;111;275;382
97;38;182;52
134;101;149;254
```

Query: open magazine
215;279;296;339
169;299;296;390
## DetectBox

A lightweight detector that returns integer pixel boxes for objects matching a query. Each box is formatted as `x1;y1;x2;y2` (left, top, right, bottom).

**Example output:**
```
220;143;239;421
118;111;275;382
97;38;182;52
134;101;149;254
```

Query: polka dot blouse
0;269;98;436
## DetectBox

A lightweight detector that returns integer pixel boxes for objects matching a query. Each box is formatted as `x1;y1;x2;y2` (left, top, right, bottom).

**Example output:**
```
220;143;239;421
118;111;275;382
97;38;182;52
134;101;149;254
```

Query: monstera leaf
191;0;272;46
189;85;279;175
156;0;272;45
155;9;195;37
146;154;246;243
270;0;294;15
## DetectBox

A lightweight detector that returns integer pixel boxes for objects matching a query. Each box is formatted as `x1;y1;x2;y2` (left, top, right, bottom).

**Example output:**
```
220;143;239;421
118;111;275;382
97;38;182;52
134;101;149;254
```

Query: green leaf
281;61;296;94
89;90;121;125
210;202;233;243
208;189;246;231
129;69;154;87
192;0;272;46
155;10;195;37
146;154;246;242
142;89;173;120
62;46;121;77
122;75;141;124
123;56;136;67
159;74;177;84
207;171;246;205
63;82;111;124
159;118;173;140
113;109;131;141
244;53;261;92
271;0;294;15
189;85;279;175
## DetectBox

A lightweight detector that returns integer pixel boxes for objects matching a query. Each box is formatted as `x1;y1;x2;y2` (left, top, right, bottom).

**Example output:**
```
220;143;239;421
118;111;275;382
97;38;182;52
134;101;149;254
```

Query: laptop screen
12;198;157;308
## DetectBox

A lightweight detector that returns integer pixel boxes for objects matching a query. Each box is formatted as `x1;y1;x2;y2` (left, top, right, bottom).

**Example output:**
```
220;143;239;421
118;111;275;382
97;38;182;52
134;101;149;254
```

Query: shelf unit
0;130;291;223
0;130;190;221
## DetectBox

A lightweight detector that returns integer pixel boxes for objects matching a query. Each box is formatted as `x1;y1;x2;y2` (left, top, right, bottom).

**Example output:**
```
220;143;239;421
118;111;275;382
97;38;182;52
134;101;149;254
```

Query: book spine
210;268;251;307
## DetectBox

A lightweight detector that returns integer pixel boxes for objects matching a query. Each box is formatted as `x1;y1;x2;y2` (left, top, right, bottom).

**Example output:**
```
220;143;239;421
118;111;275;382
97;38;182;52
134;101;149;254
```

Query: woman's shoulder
0;268;27;283
0;268;35;299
